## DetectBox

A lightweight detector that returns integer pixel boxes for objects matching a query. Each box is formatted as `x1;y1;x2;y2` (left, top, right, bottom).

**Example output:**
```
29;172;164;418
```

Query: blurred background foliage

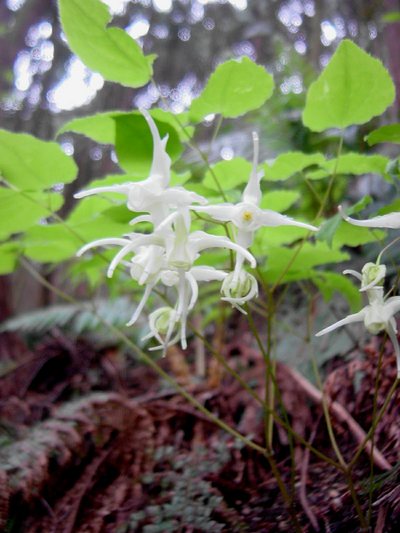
0;0;399;345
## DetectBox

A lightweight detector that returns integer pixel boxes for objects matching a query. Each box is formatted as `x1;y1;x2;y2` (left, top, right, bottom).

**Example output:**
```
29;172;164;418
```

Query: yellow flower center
242;210;253;222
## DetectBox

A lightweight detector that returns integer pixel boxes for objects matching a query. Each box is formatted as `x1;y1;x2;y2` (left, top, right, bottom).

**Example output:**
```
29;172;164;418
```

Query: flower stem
21;257;265;455
366;339;386;527
270;134;344;294
348;376;399;470
21;257;305;531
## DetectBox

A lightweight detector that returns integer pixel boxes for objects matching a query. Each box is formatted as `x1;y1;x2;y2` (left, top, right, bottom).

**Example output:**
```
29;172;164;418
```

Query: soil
0;321;400;533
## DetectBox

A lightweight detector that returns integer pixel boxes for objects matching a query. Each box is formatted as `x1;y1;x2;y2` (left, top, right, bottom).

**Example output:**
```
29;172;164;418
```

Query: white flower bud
221;270;258;307
150;306;177;335
361;262;386;291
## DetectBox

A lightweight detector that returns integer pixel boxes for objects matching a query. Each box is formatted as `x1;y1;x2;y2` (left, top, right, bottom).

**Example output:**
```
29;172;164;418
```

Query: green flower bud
150;306;176;335
221;270;258;304
361;262;386;290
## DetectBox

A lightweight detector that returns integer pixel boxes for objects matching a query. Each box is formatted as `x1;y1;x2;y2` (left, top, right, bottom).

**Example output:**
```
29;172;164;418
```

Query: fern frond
0;297;138;337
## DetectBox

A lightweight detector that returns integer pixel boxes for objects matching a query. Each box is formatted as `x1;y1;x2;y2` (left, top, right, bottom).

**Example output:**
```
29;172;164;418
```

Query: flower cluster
76;111;317;354
317;209;400;377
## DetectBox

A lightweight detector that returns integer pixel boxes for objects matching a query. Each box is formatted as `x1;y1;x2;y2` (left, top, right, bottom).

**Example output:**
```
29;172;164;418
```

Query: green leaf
263;152;325;181
69;194;126;224
344;195;373;216
149;109;194;142
0;190;64;239
203;158;251;194
0;243;20;275
386;158;400;181
314;272;361;312
69;250;115;288
306;154;389;180
58;112;116;144
253;225;314;252
332;224;385;247
302;40;395;132
58;0;153;88
382;11;400;23
24;224;81;263
24;201;132;263
317;195;373;247
70;206;133;242
366;124;400;146
190;57;274;121
323;153;389;176
0;130;77;190
378;198;400;215
170;170;191;187
58;108;191;145
265;242;349;284
323;197;386;247
260;190;300;211
114;114;182;173
316;214;342;248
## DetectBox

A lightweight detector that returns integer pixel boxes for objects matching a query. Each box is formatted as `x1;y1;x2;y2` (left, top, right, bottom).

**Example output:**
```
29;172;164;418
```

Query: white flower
141;266;227;354
192;132;318;251
192;132;317;310
338;204;400;229
316;286;400;378
163;212;256;272
77;211;255;275
74;109;207;227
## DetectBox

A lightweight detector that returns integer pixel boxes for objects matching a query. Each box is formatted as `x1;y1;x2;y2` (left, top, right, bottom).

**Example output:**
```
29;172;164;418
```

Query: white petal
315;309;366;336
257;209;318;231
389;316;398;335
107;244;136;277
126;283;154;326
383;297;400;321
77;238;130;257
386;323;400;378
163;187;207;207
338;205;400;229
74;184;131;199
343;269;363;282
141;108;171;186
163;313;180;356
190;266;228;282
186;272;199;311
191;204;236;222
193;232;256;267
129;214;153;226
242;131;263;206
227;301;248;315
236;229;253;250
156;210;180;232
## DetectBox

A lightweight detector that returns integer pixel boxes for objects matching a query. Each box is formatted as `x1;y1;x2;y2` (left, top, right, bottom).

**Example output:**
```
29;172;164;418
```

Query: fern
0;297;139;337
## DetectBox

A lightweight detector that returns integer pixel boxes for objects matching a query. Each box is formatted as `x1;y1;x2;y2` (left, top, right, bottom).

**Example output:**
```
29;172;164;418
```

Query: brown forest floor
1;319;400;533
